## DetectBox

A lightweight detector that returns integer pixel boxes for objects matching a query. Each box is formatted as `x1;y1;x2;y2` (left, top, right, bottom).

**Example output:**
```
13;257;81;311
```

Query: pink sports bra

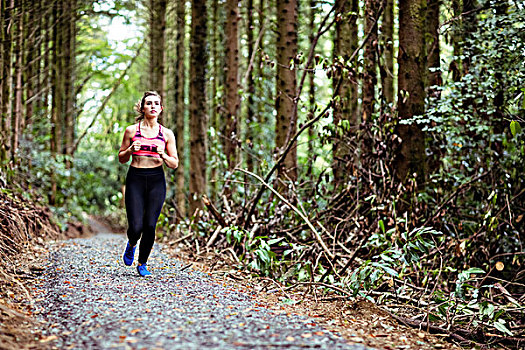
131;123;166;158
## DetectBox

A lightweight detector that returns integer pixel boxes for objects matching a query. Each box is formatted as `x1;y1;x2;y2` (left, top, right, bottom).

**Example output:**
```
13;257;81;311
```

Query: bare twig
237;168;334;260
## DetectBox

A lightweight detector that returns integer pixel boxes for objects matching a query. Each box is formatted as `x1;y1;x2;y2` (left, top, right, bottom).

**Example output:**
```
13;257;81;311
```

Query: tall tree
12;0;24;155
174;0;186;219
149;0;167;99
24;0;37;130
0;0;4;161
209;0;223;202
394;0;427;181
451;0;478;80
189;0;208;215
38;0;51;124
427;0;441;96
275;0;298;183
332;0;359;187
245;0;255;173
223;0;240;172
1;0;14;161
362;0;379;122
381;0;394;104
64;0;77;159
306;0;317;178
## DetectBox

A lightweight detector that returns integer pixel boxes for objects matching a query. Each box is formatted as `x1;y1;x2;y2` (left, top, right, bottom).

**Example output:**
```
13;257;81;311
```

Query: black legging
125;166;166;264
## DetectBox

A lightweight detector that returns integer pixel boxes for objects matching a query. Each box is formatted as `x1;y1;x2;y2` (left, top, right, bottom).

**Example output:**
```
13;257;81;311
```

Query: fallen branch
202;195;228;227
237;168;334;260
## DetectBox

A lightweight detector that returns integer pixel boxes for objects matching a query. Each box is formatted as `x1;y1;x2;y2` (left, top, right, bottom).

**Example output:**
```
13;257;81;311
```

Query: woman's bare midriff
130;155;163;168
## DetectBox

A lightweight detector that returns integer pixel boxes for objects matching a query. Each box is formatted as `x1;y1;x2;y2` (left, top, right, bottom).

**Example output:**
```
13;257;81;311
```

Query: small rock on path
31;233;372;349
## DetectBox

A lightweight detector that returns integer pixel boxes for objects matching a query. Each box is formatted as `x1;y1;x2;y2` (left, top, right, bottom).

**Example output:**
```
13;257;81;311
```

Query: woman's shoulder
125;124;138;133
161;125;175;137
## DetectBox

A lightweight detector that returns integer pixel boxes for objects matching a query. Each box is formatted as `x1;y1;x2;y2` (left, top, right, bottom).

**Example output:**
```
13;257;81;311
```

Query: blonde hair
134;91;163;122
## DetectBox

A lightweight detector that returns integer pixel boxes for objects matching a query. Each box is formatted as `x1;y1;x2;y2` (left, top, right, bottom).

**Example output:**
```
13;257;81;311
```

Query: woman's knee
127;222;142;238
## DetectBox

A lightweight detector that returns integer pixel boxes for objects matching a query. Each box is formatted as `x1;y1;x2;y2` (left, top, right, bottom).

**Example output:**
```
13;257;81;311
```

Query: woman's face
143;95;162;118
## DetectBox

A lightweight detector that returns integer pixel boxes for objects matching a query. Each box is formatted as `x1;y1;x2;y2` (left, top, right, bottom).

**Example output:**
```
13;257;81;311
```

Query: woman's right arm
118;126;136;164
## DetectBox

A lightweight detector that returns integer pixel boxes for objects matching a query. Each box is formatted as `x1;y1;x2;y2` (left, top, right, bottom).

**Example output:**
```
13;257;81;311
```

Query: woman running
118;91;179;276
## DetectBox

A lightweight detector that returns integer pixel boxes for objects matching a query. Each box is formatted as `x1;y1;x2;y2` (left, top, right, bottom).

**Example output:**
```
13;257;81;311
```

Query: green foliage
13;138;124;229
221;225;291;277
348;227;442;297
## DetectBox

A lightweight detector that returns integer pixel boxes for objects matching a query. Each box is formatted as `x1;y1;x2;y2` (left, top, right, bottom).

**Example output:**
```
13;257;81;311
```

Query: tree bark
38;0;51;124
24;0;36;131
275;0;298;183
1;0;14;161
381;0;394;104
306;0;317;178
246;0;255;173
64;0;76;161
427;0;441;96
224;0;240;173
362;0;379;122
189;0;208;215
209;0;221;202
0;0;4;162
13;0;24;156
174;0;186;219
395;0;427;182
149;0;167;99
332;0;358;187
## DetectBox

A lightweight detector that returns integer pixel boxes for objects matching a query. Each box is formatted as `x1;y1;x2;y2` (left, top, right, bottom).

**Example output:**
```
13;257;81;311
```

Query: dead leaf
40;335;58;343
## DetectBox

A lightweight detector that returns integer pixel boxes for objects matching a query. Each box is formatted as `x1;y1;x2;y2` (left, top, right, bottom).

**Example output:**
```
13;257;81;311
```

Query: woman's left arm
159;129;179;169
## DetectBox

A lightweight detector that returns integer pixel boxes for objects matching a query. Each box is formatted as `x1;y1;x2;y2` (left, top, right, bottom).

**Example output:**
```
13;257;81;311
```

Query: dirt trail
29;231;371;349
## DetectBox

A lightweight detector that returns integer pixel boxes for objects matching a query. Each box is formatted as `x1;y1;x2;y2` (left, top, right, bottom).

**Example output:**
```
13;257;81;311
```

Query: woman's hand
131;141;141;152
157;147;178;169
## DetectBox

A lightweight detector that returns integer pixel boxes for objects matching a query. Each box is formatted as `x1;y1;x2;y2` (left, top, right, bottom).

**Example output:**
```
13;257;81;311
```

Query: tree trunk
0;0;4;162
189;0;208;215
209;0;220;202
381;0;394;104
37;0;51;123
332;0;358;187
306;0;317;178
451;0;461;80
224;0;240;173
362;0;379;122
24;0;36;131
245;0;255;173
275;0;298;183
50;0;64;205
1;0;14;161
64;0;76;161
13;0;24;156
427;0;441;96
174;0;186;219
395;0;427;182
149;0;167;99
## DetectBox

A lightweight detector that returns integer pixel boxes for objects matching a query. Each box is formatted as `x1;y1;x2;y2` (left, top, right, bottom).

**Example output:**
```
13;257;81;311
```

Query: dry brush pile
0;185;62;349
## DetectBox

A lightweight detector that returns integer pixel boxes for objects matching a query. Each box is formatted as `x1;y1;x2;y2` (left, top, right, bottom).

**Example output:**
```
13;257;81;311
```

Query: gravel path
31;233;372;349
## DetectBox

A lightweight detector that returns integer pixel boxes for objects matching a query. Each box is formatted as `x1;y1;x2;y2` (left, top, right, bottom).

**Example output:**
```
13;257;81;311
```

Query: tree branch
71;42;144;155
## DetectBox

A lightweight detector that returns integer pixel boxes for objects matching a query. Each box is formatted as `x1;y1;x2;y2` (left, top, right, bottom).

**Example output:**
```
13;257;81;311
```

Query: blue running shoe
137;264;152;277
123;242;136;266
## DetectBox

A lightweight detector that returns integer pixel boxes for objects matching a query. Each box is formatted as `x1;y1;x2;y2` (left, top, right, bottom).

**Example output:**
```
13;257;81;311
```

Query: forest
0;0;524;348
